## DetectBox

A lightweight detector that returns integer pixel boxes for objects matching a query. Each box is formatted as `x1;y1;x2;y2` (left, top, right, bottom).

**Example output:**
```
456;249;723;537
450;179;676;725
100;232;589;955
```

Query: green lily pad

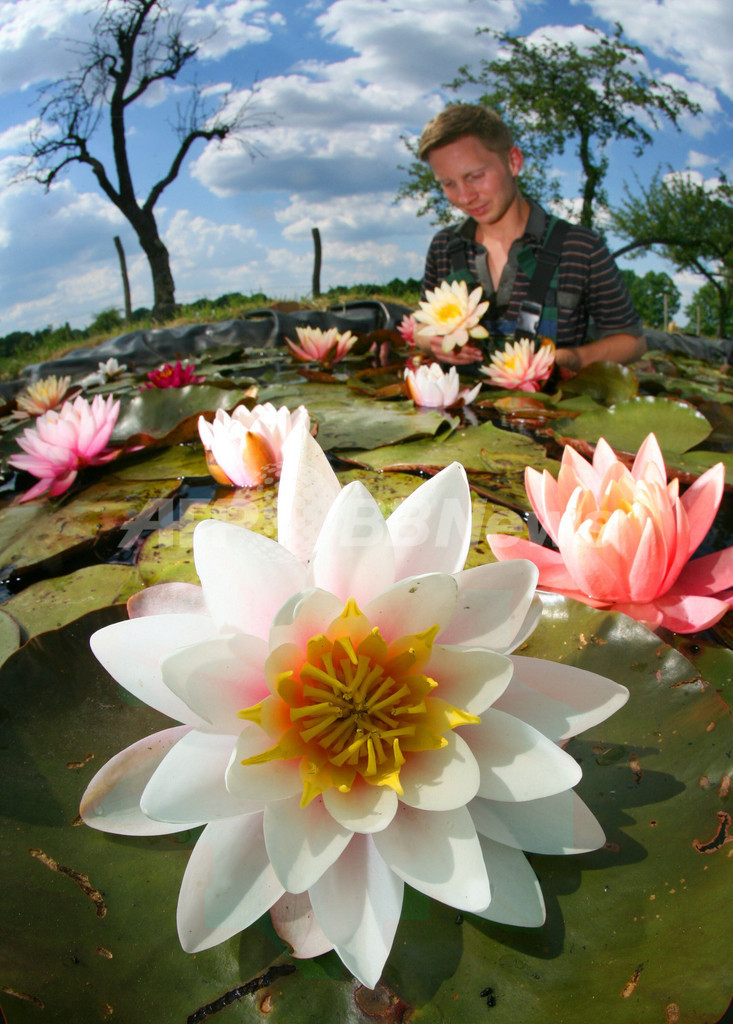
256;380;445;451
3;564;143;640
554;396;712;456
559;361;639;405
112;386;255;447
110;443;208;481
0;598;731;1022
0;606;21;668
672;448;733;488
0;475;181;578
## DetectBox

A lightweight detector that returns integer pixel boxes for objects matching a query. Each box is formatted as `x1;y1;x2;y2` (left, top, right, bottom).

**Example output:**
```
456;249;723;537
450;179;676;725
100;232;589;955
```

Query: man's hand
429;338;483;364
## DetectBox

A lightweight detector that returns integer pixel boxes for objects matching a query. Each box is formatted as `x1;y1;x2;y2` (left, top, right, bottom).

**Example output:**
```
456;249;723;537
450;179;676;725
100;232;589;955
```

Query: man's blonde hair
418;104;514;161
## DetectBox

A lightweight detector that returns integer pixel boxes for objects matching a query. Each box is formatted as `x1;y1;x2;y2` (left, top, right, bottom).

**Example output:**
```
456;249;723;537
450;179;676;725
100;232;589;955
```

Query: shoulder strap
445;227;469;274
515;216;572;341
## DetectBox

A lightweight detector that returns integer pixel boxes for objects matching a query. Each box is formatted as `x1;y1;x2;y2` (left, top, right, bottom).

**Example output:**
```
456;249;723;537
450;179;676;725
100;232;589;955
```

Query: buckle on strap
515;300;542;339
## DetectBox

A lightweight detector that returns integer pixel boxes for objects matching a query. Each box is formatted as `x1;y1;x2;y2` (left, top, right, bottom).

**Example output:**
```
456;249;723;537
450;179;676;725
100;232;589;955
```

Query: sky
0;0;730;337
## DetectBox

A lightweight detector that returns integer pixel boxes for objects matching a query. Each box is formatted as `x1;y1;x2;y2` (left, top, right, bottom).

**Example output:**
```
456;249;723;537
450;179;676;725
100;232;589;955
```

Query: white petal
268;587;345;650
309;833;403;990
90;614;219;723
500;656;630;742
308;482;395;605
399;732;480;811
374;803;490;911
438;561;539;652
277;427;341;563
427;644;513;715
80;726;194;835
263;795;352;891
127;582;207;618
141;729;261;823
386;463;471;578
473;834;545;927
194;519;306;638
323;783;398;833
226;727;302;801
177;815;284;953
466;708;582;801
270;891;334;958
469;790;605;854
161;633;269;732
363;573;458;641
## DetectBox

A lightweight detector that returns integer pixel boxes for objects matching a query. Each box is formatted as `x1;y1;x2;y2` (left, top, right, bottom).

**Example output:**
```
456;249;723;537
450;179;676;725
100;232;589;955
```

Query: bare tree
17;0;269;321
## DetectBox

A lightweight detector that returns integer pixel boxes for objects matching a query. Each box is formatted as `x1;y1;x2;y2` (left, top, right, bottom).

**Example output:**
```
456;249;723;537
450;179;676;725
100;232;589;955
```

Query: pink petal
270;892;334;958
631;433;666;483
680;462;725;556
652;593;733;633
487;533;578;591
674;546;733;596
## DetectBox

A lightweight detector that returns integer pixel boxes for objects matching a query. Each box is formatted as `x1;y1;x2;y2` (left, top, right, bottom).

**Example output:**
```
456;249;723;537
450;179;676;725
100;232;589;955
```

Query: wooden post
113;235;133;322
311;227;322;298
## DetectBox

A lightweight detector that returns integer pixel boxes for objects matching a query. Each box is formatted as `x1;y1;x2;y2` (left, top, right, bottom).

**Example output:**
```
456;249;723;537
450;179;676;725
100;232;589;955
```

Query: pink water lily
198;403;311;488
488;434;733;633
404;362;481;409
481;338;555;392
286;326;357;366
397;313;418;346
9;394;120;502
414;280;489;353
81;428;627;988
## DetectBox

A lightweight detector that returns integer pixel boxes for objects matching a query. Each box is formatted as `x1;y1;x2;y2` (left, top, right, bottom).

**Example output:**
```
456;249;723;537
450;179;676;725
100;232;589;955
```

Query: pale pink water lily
286;326;357;365
481;338;555;392
81;358;127;387
488;433;733;633
414;280;489;353
9;394;121;502
15;375;75;416
404;362;481;409
197;403;311;488
80;427;627;988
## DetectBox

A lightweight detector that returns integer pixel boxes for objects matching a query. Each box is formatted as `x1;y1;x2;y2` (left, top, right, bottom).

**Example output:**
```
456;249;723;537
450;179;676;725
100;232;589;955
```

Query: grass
0;284;421;382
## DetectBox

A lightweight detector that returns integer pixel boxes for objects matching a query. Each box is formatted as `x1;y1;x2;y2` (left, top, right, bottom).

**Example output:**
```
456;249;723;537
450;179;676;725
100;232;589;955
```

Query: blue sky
0;0;730;336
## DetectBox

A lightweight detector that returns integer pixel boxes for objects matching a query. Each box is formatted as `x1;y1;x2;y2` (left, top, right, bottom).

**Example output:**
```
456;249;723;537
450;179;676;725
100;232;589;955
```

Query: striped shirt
421;200;643;348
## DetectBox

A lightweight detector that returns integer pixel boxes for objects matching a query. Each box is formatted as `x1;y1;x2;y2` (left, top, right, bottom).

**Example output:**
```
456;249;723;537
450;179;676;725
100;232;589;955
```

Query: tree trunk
131;209;177;322
113;235;133;321
311;227;322;298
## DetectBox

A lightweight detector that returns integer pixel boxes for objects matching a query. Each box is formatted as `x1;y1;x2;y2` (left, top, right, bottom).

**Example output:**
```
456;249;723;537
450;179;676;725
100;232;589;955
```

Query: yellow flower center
237;598;479;806
433;297;462;325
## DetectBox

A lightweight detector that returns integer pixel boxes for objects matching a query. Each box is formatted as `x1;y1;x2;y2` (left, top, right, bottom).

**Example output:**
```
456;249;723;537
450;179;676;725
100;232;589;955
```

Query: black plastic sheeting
1;301;730;401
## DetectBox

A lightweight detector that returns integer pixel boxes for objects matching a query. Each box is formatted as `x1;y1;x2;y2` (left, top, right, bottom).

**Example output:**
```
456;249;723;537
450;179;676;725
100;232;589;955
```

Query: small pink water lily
286;326;357;366
404;362;481;409
397;313;418;346
414;280;489;353
15;375;75;416
198;403;311;488
81;426;627;989
9;394;121;501
487;433;733;633
481;338;555;392
142;360;205;389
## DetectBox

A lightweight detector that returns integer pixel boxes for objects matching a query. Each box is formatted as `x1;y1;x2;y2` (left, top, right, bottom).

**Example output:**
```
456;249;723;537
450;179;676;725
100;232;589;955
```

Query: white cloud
576;0;733;99
275;192;425;242
183;1;277;60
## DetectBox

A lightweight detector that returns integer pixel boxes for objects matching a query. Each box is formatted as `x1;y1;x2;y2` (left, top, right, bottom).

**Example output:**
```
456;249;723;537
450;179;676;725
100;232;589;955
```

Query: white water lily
414;280;489;353
81;428;627;988
198;403;310;487
404;362;481;408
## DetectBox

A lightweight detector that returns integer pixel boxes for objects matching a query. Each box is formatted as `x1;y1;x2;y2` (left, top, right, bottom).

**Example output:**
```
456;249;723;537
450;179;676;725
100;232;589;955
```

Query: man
416;104;646;370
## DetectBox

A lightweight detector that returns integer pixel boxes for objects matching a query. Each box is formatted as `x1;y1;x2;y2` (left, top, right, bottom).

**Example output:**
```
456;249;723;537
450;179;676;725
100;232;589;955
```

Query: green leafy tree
683;281;733;338
15;0;269;321
620;269;680;329
613;172;733;337
398;24;699;229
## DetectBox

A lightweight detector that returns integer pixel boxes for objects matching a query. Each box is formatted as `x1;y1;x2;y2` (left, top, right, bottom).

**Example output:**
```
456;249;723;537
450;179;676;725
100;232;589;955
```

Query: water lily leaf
672;448;733;488
0;606;20;668
554;396;712;455
559;360;639;405
0;475;180;578
3;564;143;640
110;443;208;481
341;421;553;476
111;386;254;447
1;599;731;1023
256;380;445;450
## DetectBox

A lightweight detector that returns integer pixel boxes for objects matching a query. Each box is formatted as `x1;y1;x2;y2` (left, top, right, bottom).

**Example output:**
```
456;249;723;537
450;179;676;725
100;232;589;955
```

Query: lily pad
672;448;733;489
3;564;143;640
0;606;20;668
559;360;639;405
110;443;208;481
554;396;712;456
112;386;255;447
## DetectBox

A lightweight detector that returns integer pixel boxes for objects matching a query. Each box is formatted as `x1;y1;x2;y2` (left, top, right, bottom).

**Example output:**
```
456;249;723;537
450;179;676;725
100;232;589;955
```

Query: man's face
428;135;523;226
